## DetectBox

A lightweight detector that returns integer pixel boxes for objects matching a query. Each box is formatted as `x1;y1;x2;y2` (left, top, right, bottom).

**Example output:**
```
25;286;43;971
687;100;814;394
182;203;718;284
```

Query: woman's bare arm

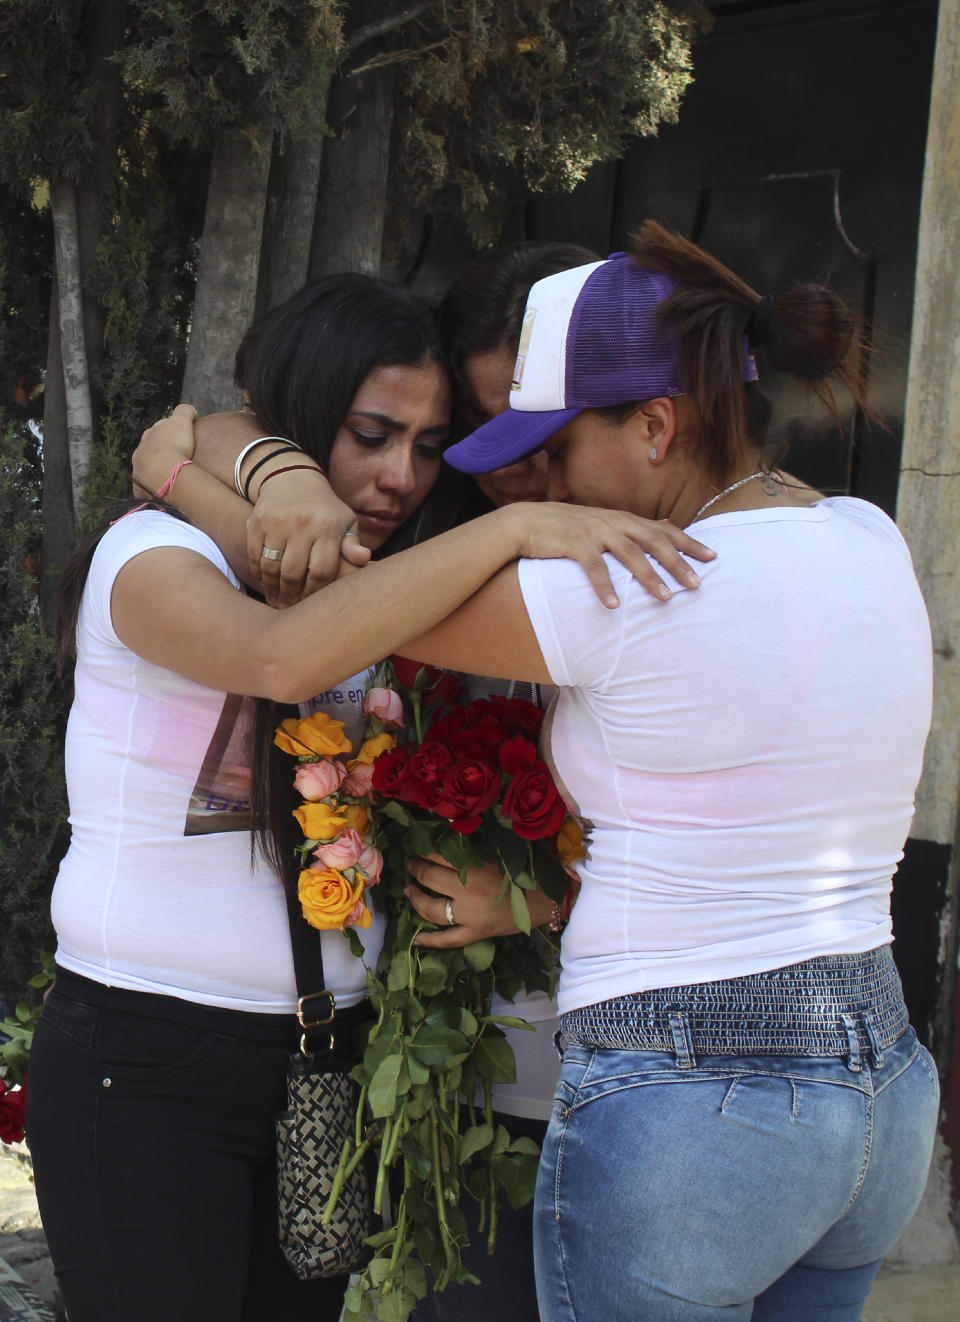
132;408;363;603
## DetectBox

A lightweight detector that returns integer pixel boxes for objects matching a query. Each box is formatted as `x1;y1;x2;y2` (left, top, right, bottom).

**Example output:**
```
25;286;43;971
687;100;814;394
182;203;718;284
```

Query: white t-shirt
52;510;382;1012
517;498;932;1017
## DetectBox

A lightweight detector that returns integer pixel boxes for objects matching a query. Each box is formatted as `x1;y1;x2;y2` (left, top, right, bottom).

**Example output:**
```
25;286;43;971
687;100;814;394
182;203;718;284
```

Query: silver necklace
692;471;766;523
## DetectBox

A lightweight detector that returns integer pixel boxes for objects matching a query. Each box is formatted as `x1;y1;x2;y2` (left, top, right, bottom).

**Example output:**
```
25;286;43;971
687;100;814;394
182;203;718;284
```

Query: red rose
391;658;464;709
488;695;545;736
423;709;468;745
390;656;438;689
0;1076;26;1146
426;672;465;708
448;725;501;763
371;746;421;804
432;759;501;833
499;736;538;777
502;763;566;840
411;742;456;789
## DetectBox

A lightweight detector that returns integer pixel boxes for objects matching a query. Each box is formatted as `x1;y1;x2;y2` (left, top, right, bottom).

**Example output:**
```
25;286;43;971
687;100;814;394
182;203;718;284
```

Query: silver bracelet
232;436;301;498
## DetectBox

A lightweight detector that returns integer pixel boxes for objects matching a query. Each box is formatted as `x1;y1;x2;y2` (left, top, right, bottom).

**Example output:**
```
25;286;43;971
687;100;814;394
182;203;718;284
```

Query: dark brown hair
618;220;865;482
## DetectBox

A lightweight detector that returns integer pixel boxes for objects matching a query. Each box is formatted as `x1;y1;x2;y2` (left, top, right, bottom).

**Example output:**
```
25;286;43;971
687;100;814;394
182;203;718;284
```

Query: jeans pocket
91;1009;218;1078
39;988;98;1049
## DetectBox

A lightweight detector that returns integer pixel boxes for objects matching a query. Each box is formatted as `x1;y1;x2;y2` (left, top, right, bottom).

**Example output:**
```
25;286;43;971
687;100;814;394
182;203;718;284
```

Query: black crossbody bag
276;890;376;1279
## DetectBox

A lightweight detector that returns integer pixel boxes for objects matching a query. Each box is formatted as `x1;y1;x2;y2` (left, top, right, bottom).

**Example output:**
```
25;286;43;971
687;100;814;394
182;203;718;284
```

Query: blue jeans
533;949;939;1322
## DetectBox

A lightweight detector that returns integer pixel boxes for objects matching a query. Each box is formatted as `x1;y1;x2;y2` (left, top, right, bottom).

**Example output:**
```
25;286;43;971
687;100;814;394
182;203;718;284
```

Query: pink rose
356;843;384;886
313;828;365;871
294;760;346;801
341;762;376;797
363;687;406;728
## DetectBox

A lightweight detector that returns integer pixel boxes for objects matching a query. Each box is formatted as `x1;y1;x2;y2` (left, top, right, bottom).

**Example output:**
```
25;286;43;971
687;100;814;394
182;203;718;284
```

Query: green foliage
0;423;69;1011
120;0;344;147
0;182;51;429
0;0;99;184
85;137;205;483
0;952;56;1085
388;0;707;244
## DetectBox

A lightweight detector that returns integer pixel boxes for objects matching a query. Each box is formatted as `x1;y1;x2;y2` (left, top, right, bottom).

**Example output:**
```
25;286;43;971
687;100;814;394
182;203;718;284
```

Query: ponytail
627;220;866;479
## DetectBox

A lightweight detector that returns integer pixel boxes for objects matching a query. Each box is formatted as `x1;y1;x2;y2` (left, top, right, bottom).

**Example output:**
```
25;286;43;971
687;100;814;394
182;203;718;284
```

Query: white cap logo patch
511;307;537;391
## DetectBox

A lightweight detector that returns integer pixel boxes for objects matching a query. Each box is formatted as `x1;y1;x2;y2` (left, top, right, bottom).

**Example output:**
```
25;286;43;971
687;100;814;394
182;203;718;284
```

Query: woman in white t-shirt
27;272;706;1322
393;224;939;1322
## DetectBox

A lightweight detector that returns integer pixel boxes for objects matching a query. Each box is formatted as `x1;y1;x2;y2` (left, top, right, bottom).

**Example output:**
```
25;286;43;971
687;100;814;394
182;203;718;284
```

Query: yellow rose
298;868;371;931
339;802;370;837
348;733;396;768
274;711;352;758
293;801;350;841
557;816;586;866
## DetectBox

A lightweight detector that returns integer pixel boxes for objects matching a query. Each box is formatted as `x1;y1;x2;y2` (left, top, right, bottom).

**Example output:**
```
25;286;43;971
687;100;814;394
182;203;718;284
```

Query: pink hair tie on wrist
155;459;194;501
110;459;195;526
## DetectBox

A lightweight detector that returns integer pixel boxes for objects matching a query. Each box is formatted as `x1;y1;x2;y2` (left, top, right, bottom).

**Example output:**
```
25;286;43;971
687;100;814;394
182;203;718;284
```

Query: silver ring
260;546;283;561
444;898;456;926
342;530;361;541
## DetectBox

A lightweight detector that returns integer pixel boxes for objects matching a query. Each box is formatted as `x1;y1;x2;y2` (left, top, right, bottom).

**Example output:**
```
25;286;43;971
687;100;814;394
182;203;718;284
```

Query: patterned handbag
277;893;375;1280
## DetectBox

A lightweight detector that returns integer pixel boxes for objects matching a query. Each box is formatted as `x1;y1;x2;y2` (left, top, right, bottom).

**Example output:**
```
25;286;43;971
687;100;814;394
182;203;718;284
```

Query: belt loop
669;1010;697;1070
840;1013;862;1073
861;1010;884;1069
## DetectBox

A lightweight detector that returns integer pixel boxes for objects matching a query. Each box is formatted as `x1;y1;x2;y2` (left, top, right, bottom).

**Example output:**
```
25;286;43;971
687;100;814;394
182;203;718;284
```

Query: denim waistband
559;946;908;1063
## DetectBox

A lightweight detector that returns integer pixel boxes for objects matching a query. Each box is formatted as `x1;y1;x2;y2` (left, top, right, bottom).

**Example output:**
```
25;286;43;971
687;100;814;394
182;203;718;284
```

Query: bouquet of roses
339;660;583;1322
274;708;393;941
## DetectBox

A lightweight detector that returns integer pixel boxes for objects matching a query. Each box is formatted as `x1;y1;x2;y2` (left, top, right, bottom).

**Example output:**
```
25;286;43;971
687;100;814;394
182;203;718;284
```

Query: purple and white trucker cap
444;251;759;475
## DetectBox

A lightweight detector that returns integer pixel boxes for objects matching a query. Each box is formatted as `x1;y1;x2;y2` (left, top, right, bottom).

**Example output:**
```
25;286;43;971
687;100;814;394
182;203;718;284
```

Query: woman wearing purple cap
400;222;937;1322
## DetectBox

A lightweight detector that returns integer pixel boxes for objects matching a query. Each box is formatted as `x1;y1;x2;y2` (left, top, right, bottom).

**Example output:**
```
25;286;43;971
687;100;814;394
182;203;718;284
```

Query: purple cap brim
444;405;582;474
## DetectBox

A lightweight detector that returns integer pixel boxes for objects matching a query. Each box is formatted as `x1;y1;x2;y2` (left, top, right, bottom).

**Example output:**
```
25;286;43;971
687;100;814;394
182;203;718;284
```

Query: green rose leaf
509;882;532;935
531;842;571;901
415;955;449;996
387;950;411;992
410;1024;469;1066
459;1122;494;1162
487;1014;535;1031
462;939;496;971
471;1029;517;1083
368;1052;403;1118
498;1149;540;1209
498;830;528;881
382;800;412;826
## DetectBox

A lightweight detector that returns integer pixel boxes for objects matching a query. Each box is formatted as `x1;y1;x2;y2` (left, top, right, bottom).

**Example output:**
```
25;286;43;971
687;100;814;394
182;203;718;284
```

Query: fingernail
684;571;701;587
604;592;620;608
655;584;672;601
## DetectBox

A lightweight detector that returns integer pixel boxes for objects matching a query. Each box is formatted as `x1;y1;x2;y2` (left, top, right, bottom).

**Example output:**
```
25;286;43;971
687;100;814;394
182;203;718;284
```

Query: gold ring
444;898;456;926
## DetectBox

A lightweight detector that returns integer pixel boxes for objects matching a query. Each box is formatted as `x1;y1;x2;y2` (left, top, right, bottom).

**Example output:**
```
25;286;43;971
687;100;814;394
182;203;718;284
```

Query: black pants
26;970;355;1322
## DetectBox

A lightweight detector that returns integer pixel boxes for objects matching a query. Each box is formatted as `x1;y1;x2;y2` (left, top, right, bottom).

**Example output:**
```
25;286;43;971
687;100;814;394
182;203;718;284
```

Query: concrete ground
1;1139;957;1320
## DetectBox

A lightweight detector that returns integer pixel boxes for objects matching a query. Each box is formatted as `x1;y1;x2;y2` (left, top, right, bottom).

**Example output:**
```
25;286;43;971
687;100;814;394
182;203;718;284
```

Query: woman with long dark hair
27;271;706;1322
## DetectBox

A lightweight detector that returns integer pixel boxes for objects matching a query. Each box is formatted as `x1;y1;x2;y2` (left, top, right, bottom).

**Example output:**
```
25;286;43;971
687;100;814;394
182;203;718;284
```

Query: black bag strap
285;885;336;1056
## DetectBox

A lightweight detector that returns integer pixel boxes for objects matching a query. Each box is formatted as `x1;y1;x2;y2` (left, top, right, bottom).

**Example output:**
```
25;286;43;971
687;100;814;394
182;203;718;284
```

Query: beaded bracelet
232;436;300;498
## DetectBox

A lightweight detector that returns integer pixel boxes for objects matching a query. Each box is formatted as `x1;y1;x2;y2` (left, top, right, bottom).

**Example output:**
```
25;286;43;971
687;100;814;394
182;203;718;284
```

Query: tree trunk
308;62;397;279
181;131;272;415
41;269;77;623
257;87;333;314
75;0;127;427
49;175;94;516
